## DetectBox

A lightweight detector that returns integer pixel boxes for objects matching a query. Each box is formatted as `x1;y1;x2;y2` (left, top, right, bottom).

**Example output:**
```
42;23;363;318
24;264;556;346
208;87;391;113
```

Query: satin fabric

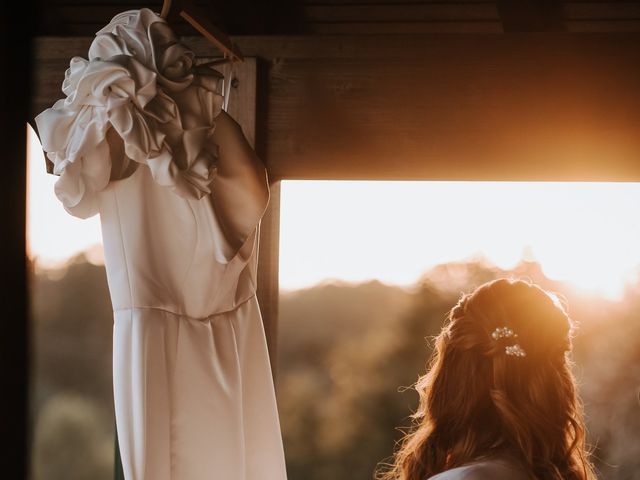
36;8;223;217
112;298;284;480
427;459;530;480
35;9;287;480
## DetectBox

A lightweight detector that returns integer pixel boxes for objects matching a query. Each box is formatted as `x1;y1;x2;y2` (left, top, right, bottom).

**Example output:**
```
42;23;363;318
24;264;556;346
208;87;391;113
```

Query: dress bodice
98;163;259;318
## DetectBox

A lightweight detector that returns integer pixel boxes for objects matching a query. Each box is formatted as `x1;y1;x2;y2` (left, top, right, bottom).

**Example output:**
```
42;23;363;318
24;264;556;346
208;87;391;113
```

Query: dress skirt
113;295;287;480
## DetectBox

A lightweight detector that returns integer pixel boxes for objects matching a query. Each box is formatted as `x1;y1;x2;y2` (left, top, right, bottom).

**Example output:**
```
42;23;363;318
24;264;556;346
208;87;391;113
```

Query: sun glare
279;181;640;299
26;125;103;268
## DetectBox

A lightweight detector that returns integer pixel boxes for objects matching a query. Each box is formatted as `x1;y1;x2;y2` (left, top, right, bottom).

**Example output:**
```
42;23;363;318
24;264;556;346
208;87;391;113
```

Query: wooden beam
35;1;640;36
248;34;638;181
566;19;640;32
254;57;282;379
257;182;281;380
224;58;279;374
33;34;640;182
305;21;502;34
564;2;640;21
497;0;565;32
302;3;499;22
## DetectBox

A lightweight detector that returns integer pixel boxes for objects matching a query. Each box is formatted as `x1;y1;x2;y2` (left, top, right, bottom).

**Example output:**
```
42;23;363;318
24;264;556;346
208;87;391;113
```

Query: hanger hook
223;56;235;112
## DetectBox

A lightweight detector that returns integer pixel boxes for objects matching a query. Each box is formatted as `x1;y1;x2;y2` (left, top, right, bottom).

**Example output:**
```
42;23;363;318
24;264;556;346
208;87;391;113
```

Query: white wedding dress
35;9;287;480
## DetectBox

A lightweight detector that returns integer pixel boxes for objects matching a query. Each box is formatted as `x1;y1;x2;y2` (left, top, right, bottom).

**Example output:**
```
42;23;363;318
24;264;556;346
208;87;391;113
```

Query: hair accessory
505;344;527;357
491;327;516;340
491;327;527;357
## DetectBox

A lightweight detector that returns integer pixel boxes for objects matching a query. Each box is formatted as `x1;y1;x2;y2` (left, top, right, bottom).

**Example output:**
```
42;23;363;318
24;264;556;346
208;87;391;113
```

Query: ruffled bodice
35;9;263;318
35;9;224;218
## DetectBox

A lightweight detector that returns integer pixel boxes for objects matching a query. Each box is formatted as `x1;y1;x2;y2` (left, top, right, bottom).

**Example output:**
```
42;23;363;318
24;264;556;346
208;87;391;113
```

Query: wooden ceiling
36;0;640;36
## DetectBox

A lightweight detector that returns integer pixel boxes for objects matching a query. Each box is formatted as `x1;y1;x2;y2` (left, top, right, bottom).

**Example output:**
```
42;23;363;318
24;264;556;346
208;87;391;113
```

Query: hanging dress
35;9;288;480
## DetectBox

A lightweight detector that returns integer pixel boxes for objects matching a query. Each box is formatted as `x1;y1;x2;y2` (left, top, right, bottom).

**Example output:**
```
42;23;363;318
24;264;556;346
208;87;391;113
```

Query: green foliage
30;256;640;480
278;262;640;480
31;393;113;480
30;256;114;480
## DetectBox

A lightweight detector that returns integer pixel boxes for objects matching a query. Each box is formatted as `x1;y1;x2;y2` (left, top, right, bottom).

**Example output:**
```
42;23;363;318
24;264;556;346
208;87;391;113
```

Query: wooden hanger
161;0;244;64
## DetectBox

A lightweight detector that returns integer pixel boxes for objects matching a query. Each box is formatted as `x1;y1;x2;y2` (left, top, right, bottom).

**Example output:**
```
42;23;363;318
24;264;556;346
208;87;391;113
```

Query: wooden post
1;1;32;478
225;58;280;379
257;181;281;380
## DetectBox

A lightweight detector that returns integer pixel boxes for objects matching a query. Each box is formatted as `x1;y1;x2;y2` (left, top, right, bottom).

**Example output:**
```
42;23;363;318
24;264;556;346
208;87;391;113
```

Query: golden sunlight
279;181;640;299
27;125;104;268
27;125;640;298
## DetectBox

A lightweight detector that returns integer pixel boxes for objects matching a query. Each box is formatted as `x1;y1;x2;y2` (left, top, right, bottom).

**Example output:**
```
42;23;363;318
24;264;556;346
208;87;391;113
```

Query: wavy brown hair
377;278;596;480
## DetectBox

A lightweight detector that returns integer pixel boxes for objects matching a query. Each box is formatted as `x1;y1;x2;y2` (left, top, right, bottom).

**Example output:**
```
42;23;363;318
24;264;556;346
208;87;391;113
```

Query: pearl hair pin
491;327;516;340
491;327;527;357
504;344;527;357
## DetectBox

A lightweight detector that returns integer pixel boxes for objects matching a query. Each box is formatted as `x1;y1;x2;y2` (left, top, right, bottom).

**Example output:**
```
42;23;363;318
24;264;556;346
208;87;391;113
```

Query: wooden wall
34;33;640;182
35;0;640;36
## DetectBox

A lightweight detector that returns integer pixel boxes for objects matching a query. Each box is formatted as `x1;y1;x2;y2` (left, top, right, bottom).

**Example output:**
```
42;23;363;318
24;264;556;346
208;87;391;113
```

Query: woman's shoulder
427;458;530;480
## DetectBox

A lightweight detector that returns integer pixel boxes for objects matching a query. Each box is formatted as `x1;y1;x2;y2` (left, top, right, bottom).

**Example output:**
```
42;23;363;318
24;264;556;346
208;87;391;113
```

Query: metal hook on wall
222;57;236;112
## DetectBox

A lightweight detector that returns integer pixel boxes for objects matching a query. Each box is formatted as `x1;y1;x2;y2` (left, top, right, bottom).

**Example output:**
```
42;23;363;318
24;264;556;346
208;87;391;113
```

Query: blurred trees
278;261;640;480
30;257;640;479
571;285;640;479
30;255;114;480
31;393;113;480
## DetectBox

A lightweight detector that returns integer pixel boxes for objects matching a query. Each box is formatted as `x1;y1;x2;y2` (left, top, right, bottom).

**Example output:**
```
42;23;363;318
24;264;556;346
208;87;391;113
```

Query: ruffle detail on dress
35;8;224;217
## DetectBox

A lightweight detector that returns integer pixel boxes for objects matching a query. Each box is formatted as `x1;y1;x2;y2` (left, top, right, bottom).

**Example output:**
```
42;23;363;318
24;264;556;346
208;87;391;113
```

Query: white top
428;458;530;480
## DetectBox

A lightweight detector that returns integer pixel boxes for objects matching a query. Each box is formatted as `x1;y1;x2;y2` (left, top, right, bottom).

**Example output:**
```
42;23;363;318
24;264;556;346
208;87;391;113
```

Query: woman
377;279;596;480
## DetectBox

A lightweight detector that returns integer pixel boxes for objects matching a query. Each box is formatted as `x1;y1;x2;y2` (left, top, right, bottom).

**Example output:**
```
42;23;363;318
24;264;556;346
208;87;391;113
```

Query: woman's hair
377;278;596;480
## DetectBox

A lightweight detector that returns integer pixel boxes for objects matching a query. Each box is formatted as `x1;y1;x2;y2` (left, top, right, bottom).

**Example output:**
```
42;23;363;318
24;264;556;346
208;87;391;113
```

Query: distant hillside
278;281;414;362
276;259;563;361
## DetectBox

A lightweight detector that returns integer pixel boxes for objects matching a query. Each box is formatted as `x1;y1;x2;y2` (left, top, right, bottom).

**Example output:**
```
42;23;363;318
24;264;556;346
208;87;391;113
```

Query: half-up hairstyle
377;278;596;480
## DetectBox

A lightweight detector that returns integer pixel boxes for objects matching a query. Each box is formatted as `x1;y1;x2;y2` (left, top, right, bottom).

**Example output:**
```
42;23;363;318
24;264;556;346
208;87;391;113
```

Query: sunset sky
27;126;640;299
